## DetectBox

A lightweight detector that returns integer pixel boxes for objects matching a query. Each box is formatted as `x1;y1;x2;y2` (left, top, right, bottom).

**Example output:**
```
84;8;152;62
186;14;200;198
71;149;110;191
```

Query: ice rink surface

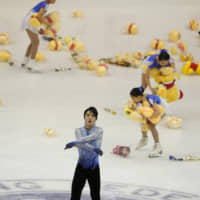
0;0;200;199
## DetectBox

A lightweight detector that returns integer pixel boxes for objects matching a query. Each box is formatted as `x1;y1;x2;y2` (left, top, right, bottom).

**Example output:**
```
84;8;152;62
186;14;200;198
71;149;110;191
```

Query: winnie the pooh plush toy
182;61;200;75
153;67;183;103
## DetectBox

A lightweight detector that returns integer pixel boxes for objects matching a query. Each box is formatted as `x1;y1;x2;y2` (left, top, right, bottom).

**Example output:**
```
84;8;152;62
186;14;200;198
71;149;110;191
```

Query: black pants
70;163;101;200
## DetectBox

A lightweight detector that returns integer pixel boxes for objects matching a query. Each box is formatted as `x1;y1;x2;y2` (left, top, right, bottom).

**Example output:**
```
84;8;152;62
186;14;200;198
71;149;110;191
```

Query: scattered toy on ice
179;52;193;62
189;19;199;31
68;41;85;53
151;39;165;50
72;11;84;18
64;37;85;53
143;50;157;59
164;116;182;129
170;46;178;55
0;32;9;45
112;145;131;157
169;30;181;42
99;53;142;68
104;108;116;115
125;23;138;35
44;128;58;137
0;50;12;62
169;154;200;161
176;40;187;52
132;52;144;60
182;61;200;75
48;39;62;51
96;64;108;77
35;52;46;62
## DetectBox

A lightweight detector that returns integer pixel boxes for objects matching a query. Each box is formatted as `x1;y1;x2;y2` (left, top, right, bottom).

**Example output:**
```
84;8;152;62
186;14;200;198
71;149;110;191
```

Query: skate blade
26;67;41;73
148;151;163;158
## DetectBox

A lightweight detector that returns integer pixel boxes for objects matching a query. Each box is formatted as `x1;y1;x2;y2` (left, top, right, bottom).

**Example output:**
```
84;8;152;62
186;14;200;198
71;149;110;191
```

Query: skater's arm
75;128;103;144
170;56;176;72
37;8;51;27
151;104;161;118
146;68;157;94
77;143;96;151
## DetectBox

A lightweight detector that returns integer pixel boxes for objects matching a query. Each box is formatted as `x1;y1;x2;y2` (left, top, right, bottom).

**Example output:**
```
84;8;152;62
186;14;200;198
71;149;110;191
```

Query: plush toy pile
99;52;143;68
72;53;109;77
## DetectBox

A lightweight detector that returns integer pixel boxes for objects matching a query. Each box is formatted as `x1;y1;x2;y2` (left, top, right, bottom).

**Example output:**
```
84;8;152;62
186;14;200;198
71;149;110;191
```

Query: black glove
94;148;103;156
64;142;76;150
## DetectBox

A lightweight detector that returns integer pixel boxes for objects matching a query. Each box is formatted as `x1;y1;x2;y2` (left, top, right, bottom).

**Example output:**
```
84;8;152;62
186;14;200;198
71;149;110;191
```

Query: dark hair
158;49;170;61
84;107;98;119
130;87;144;97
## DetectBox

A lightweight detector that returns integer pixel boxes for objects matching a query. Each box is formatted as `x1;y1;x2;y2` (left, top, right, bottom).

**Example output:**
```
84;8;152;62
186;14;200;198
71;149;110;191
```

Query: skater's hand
39;28;45;35
64;142;76;150
151;88;157;95
94;148;103;156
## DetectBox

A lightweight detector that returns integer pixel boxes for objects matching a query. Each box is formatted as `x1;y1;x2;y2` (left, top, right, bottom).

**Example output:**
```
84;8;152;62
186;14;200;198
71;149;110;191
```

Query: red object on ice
113;145;120;155
69;43;75;51
128;24;133;34
155;39;159;50
177;42;184;52
179;90;184;100
112;145;131;157
55;40;59;50
190;62;198;71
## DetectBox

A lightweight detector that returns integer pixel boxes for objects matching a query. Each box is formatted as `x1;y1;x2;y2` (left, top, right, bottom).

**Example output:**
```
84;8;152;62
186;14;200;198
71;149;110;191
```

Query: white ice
0;0;200;198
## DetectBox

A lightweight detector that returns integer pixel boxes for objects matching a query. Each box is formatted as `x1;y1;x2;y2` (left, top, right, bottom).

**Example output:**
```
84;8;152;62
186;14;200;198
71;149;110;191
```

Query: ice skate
148;143;163;158
21;56;30;67
26;59;40;72
135;137;148;150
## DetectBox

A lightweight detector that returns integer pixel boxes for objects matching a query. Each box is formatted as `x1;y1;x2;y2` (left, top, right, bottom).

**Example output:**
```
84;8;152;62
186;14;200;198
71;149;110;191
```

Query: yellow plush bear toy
182;61;200;75
153;67;183;103
138;101;165;124
44;11;61;38
30;11;61;38
164;116;182;129
0;32;9;45
30;13;41;28
0;50;11;62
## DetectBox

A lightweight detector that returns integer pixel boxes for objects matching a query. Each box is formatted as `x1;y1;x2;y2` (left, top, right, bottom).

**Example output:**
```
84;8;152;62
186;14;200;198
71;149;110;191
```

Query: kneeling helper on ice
21;0;56;71
125;87;165;157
